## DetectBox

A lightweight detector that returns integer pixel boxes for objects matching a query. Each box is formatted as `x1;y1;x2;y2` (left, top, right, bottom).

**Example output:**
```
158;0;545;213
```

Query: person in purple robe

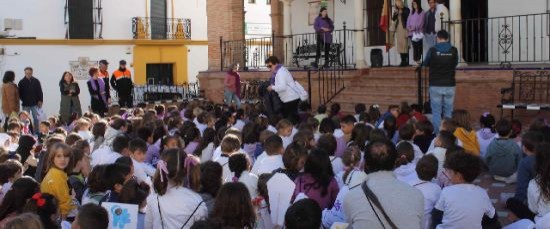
87;67;111;117
314;7;334;68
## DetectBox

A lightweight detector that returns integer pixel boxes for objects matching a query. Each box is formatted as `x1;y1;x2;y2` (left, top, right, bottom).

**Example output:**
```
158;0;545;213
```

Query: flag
379;0;389;33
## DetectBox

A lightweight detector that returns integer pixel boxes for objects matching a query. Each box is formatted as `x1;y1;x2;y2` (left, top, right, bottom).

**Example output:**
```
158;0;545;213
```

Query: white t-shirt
528;179;550;222
330;156;345;176
196;123;207;137
394;162;419;186
281;134;292;150
435;184;495;229
398;140;424;163
91;146;120;167
267;125;277;133
233;119;245;132
251;154;283;175
214;156;233;182
145;186;207;229
411;179;442;229
199;143;215;163
132;158;155;186
225;171;258;198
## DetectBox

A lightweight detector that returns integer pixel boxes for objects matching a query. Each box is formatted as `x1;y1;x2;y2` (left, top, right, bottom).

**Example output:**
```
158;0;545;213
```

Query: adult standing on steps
224;63;241;109
18;67;43;133
266;56;300;125
59;71;82;124
313;7;334;69
392;0;410;67
110;60;133;108
423;30;458;134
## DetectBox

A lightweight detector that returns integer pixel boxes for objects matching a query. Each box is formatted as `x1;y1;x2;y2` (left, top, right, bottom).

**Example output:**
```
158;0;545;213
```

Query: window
364;0;385;46
248;0;256;4
67;0;94;39
146;64;174;85
266;0;271;5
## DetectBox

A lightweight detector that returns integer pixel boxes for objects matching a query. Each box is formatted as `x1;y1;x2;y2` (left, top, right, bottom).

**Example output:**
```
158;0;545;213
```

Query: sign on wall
246;23;272;36
70;57;99;80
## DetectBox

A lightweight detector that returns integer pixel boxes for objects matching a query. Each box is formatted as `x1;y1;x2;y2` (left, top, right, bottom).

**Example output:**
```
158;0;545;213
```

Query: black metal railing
442;12;550;66
109;83;201;105
132;17;191;40
220;22;357;71
314;65;346;105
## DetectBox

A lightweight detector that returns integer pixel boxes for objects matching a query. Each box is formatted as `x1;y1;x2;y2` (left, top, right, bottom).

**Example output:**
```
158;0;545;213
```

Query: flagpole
386;0;392;67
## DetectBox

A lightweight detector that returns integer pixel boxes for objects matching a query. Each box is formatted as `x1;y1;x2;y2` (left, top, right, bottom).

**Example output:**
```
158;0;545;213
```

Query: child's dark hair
0;160;22;184
341;115;357;124
292;130;314;150
304;148;334;196
257;173;273;211
154;149;187;195
350;123;372;152
0;177;39;219
416;154;438;181
410;103;423;113
285;199;322;229
415;120;434;136
200;161;223;198
496;119;512;137
522;131;544;153
342;146;361;182
129;138;148;153
112;135;130;154
87;165;108;193
283;142;308;173
66;133;83;146
182;127;201;146
264;135;283;156
383;116;397;139
137;127;153;142
355;103;366;114
212;182;256;229
395;142;414;167
364;140;398;173
119;179;151;206
23;192;58;229
229;153;248;180
317;105;327;114
444;149;481;183
437;131;457;149
74;203;109;229
103;163;131;190
242;122;260;144
115;156;133;169
160;135;182;153
316;134;337;156
369;128;388;142
479;112;496;133
194;128;216;157
39;121;51;129
319;118;336;134
398;123;415;141
510;119;522;138
329;103;341;118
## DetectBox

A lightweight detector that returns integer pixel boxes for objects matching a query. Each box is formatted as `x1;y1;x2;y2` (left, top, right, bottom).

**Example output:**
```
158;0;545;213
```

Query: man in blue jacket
18;67;43;133
423;30;458;133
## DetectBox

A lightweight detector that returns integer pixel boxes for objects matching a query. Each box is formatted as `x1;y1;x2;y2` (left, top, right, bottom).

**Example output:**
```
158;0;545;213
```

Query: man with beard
110;60;134;108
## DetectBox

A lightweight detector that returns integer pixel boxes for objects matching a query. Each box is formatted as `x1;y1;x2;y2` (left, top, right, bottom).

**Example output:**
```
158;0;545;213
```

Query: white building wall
290;0;355;35
245;0;272;38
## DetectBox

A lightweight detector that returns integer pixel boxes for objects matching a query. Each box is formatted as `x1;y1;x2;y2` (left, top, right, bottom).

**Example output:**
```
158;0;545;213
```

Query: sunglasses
267;64;272;68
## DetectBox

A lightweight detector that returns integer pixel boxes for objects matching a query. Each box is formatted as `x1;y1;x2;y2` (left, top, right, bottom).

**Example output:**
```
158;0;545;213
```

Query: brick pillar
207;0;245;71
271;0;285;61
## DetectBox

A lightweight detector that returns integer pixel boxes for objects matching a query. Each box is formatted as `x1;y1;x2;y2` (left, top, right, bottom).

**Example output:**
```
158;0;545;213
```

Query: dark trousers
118;93;133;108
506;197;536;221
316;37;330;66
412;39;423;62
281;99;300;125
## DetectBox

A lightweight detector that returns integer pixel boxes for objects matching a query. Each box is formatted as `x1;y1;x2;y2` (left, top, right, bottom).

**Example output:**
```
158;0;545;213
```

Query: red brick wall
207;0;245;71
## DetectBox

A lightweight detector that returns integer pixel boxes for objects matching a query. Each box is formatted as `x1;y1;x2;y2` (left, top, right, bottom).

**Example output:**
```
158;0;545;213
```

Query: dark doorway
68;0;94;39
364;0;386;46
150;0;167;39
461;0;488;63
146;64;174;85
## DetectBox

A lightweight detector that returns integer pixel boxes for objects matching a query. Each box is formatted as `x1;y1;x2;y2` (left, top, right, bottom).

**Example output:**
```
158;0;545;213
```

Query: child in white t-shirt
432;150;498;229
214;134;241;182
251;135;284;175
394;142;418;185
413;155;442;229
277;119;293;149
397;123;424;163
227;153;258;198
427;130;456;188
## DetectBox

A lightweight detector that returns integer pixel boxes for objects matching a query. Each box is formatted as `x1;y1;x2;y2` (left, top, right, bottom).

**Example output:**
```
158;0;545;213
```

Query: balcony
132;17;191;40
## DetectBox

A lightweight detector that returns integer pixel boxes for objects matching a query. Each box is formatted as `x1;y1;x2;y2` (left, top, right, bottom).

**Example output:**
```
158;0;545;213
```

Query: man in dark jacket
423;30;458;133
18;67;43;133
110;60;134;108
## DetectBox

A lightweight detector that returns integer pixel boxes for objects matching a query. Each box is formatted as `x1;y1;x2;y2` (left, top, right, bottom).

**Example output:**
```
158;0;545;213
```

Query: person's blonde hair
452;109;472;131
4;213;44;229
276;119;293;130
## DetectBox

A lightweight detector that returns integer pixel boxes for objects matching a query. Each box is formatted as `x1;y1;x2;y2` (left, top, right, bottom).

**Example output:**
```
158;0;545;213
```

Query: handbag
361;182;398;229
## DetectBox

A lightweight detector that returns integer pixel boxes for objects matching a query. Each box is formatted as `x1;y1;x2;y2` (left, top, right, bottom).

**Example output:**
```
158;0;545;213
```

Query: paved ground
475;171;517;226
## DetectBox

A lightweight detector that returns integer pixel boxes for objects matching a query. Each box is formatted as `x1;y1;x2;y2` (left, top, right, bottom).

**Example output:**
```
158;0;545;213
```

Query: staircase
331;67;420;114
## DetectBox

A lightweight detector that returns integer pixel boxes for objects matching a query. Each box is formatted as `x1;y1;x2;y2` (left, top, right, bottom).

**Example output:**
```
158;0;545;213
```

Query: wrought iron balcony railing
132;17;191;40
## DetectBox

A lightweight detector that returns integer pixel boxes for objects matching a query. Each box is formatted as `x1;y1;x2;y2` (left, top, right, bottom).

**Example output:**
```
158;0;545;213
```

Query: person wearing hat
110;60;133;108
313;7;334;68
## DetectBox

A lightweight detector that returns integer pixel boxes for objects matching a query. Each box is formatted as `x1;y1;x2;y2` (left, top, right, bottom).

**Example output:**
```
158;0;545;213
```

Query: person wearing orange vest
110;60;134;108
98;59;111;93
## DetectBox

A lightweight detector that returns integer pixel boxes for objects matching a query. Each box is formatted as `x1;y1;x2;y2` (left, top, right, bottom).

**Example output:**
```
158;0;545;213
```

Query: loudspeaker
371;49;383;68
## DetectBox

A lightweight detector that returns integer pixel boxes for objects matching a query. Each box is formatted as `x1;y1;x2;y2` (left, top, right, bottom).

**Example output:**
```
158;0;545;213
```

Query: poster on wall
308;0;334;25
70;57;99;81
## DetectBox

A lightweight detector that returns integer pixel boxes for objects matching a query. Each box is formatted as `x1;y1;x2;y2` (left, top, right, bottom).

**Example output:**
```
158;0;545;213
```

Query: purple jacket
314;16;334;44
293;174;339;210
407;11;425;36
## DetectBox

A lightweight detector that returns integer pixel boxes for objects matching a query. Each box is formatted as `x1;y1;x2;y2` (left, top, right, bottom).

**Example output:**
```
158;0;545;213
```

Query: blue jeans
224;90;241;108
430;86;455;134
23;105;40;133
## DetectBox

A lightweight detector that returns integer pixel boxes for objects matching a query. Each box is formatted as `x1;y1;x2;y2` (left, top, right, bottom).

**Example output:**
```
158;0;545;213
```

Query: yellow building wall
133;45;188;85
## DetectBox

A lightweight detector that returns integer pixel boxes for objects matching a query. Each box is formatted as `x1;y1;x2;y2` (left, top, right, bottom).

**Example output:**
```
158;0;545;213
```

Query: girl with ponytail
228;153;258;198
145;149;207;229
